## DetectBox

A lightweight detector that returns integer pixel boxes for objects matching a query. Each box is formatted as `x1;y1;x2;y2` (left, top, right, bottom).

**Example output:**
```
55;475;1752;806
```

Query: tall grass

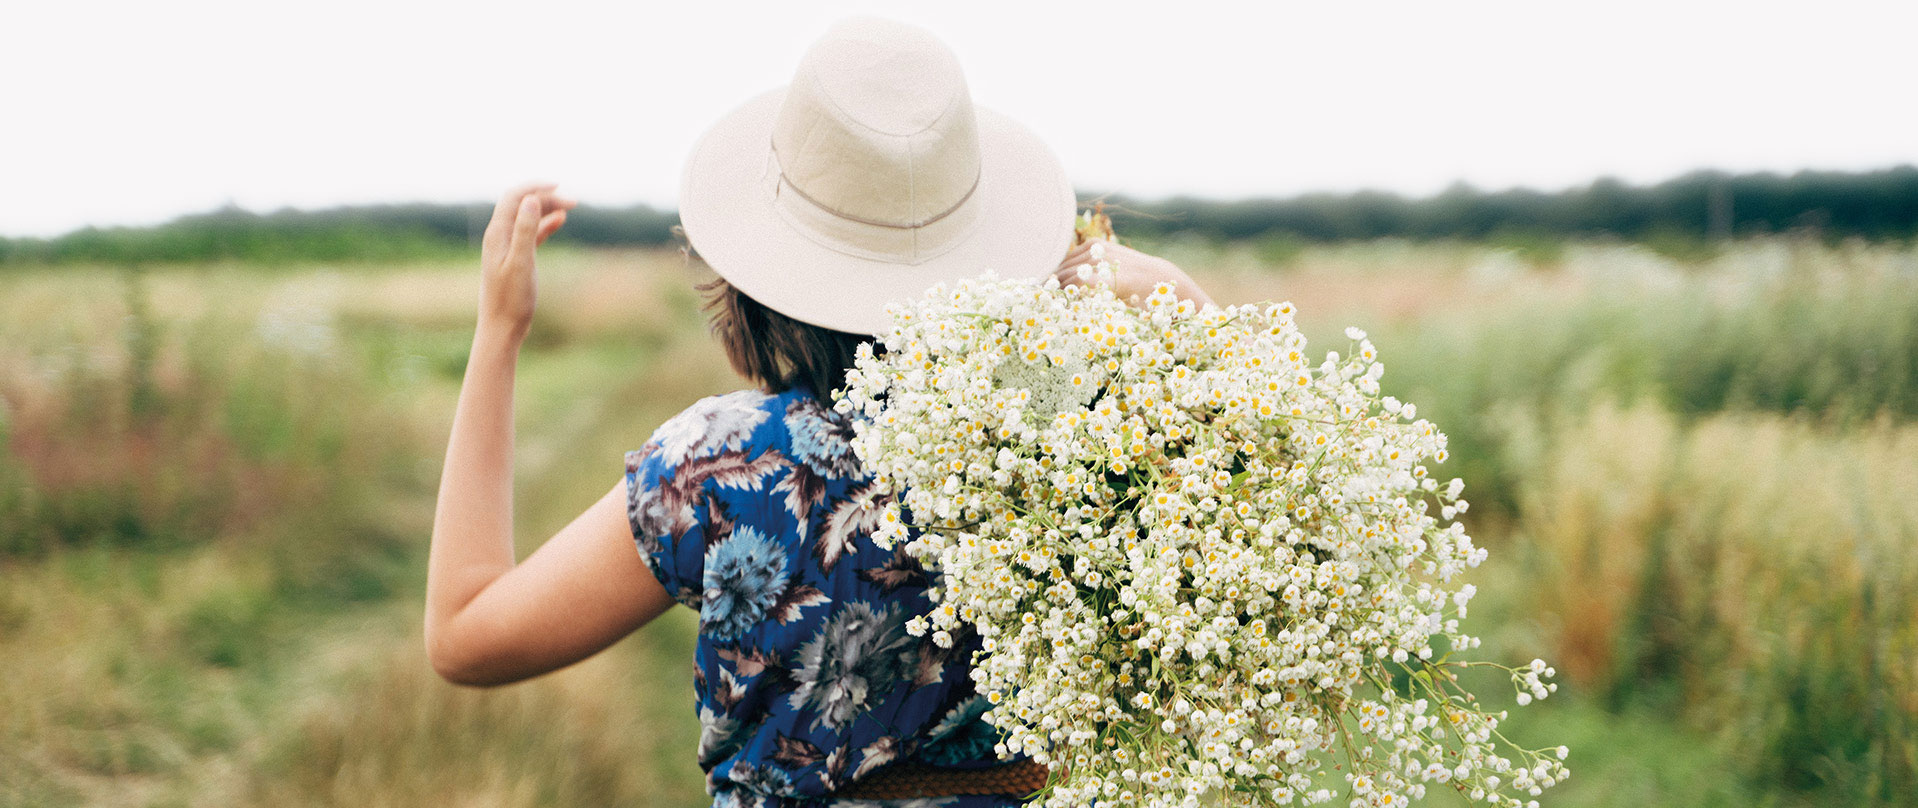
0;267;434;806
244;613;706;808
1360;241;1918;518
0;251;728;807
3;241;1911;807
0;269;424;567
1202;239;1918;804
1497;404;1917;802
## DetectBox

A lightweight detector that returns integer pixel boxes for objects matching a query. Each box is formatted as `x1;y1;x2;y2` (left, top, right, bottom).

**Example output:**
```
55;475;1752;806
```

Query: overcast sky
5;0;1915;237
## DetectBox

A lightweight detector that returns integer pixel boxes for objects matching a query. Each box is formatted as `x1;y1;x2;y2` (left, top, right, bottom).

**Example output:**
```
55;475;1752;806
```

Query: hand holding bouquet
836;218;1568;808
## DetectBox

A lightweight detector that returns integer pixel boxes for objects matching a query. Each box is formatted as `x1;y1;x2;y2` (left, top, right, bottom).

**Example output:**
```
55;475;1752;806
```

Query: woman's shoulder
634;386;844;471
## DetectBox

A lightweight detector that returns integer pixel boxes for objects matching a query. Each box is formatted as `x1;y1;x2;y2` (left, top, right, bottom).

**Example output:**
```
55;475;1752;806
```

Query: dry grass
1499;403;1918;798
0;547;281;805
4;238;1914;806
243;610;706;808
0;549;708;807
0;251;726;808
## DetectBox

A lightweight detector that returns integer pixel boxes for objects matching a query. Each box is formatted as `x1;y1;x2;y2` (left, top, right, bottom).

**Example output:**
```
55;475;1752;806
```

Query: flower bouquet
834;212;1568;808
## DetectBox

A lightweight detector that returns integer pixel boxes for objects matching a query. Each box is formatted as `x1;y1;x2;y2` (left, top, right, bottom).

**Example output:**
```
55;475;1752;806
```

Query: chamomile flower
837;255;1567;808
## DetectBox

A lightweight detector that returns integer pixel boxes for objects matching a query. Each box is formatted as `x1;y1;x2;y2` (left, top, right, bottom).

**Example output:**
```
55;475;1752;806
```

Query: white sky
4;0;1916;237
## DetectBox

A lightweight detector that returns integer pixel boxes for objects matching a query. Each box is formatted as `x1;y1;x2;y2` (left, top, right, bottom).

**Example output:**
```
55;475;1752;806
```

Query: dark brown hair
698;276;872;398
675;226;873;397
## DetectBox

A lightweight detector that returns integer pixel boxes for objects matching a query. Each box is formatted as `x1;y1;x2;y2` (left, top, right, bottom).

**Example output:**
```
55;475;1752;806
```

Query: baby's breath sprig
835;253;1569;808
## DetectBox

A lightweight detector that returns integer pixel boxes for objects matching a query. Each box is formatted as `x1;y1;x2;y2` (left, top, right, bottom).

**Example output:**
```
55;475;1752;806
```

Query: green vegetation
6;167;1916;268
0;270;416;560
1100;166;1918;244
1208;240;1918;806
0;251;722;806
0;204;682;267
1367;244;1918;517
1495;405;1916;803
3;240;1912;806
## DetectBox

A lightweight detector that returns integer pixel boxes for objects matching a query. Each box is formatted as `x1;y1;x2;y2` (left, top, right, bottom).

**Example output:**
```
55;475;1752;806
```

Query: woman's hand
479;183;576;343
1053;238;1216;309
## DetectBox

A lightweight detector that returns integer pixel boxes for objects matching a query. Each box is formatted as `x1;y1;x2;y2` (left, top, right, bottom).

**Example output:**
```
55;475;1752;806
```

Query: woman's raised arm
422;184;675;687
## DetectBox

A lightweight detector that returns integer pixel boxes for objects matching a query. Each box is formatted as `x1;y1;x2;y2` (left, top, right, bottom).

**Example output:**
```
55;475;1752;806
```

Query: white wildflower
837;262;1568;808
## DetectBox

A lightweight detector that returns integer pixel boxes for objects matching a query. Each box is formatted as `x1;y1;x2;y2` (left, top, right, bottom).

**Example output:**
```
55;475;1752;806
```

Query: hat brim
679;88;1077;336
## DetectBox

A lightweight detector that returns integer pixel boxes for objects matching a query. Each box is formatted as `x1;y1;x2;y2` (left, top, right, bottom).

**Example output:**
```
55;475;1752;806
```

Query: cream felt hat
677;17;1077;335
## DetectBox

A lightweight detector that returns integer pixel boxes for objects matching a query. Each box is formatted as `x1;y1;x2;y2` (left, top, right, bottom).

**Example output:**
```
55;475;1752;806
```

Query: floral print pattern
626;387;1022;808
702;526;791;640
789;601;918;730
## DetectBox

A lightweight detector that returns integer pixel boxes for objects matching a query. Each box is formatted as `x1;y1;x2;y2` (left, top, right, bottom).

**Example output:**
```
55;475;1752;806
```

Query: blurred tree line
3;166;1913;266
0;203;684;266
1097;165;1918;247
1098;166;1918;244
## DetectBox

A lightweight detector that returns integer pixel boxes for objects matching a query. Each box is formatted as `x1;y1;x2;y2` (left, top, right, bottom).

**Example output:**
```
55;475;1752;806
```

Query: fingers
485;184;577;257
1058;238;1100;270
485;183;555;250
508;194;542;263
1051;263;1094;289
1058;235;1128;290
491;182;558;221
535;192;579;215
535;210;568;245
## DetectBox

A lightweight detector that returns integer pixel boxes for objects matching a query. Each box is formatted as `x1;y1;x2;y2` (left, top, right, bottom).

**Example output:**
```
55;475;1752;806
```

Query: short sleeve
625;439;707;608
623;389;779;610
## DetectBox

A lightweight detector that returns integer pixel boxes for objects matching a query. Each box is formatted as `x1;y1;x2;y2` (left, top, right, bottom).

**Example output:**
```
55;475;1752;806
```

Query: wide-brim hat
678;17;1077;336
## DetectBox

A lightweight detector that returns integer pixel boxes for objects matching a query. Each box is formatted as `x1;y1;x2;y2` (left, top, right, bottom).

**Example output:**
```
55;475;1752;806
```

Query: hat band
776;166;981;230
766;149;985;266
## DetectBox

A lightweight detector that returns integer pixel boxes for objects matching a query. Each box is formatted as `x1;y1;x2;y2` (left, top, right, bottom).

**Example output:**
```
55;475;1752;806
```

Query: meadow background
2;174;1915;806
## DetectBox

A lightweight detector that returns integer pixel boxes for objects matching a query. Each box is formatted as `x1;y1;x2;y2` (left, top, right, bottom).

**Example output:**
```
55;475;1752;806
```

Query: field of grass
2;239;1912;806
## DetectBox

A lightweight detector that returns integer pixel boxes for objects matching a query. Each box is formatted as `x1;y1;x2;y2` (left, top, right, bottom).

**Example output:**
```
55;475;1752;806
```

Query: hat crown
771;18;982;229
674;15;1075;334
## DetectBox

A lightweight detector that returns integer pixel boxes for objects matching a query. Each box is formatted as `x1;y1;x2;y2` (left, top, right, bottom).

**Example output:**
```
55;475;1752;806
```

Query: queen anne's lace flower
836;269;1569;808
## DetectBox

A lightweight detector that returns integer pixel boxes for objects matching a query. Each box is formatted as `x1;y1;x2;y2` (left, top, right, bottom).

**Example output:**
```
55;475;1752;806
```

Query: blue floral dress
625;386;1021;808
